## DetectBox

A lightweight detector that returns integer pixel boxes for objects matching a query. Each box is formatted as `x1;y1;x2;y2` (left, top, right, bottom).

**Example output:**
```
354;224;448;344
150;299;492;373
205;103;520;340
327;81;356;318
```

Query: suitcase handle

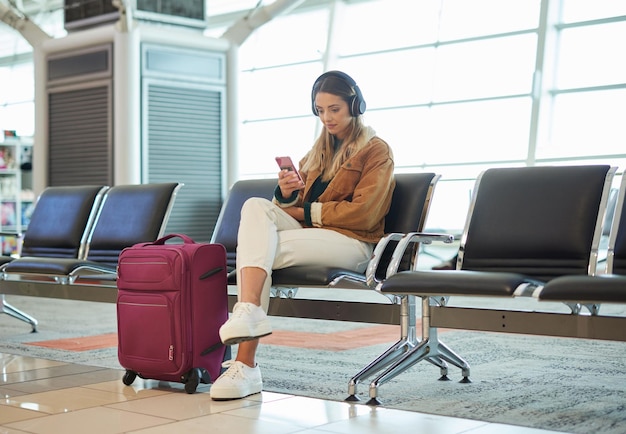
150;233;196;246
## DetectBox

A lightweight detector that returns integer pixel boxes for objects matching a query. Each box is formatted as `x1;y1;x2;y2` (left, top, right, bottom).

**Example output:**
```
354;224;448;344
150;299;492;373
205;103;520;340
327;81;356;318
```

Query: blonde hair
302;118;368;181
302;73;369;181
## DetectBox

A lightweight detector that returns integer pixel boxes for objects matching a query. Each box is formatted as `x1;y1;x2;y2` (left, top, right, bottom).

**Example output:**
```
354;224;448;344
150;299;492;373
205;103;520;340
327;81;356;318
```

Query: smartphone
275;156;303;183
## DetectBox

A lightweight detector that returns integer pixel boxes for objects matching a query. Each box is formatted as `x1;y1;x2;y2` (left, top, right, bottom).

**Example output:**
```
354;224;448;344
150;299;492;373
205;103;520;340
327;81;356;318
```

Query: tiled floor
0;353;566;434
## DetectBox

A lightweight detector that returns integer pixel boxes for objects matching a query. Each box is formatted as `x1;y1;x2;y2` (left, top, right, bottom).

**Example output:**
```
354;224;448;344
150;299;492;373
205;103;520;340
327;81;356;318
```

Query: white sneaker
219;302;272;345
210;360;262;400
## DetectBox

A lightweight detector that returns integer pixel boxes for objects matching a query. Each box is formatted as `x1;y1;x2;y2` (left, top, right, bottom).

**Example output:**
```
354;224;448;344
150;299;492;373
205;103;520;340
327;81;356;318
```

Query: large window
1;0;625;231
0;62;34;137
237;0;626;231
0;7;65;137
536;17;626;161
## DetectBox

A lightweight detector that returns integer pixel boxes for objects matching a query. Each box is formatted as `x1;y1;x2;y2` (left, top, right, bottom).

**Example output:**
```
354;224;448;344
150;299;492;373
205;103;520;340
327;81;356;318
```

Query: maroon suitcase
116;233;229;393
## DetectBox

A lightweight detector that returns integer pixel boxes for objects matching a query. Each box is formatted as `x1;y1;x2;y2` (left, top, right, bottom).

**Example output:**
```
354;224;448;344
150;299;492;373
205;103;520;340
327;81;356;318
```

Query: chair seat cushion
0;256;14;266
273;266;366;287
380;269;543;297
3;257;115;276
227;266;366;287
539;274;626;303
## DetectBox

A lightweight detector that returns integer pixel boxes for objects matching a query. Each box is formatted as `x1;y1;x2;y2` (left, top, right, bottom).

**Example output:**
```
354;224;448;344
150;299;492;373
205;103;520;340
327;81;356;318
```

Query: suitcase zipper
199;267;224;280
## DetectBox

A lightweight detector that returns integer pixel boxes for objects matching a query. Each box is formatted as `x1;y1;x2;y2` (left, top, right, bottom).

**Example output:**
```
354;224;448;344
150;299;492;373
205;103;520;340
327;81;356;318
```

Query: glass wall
237;0;626;231
1;0;625;231
0;7;65;137
0;62;35;137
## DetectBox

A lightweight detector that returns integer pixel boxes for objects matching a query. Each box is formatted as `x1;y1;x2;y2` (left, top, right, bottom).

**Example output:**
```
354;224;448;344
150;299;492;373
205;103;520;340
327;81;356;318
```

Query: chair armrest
0;232;23;237
365;233;406;287
69;263;118;283
385;232;455;278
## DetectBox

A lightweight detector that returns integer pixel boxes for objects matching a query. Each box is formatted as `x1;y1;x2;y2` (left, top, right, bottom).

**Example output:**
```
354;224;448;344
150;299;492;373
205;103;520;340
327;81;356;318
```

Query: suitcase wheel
183;368;200;394
182;368;211;394
122;370;137;386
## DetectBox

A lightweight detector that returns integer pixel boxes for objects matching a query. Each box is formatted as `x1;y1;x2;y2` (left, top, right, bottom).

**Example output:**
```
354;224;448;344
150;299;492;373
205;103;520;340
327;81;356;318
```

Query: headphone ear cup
358;98;366;115
312;93;319;116
349;96;359;117
350;90;366;116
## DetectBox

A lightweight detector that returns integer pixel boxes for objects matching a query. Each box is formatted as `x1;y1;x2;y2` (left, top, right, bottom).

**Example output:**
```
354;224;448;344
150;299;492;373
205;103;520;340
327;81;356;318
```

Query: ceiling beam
0;0;51;46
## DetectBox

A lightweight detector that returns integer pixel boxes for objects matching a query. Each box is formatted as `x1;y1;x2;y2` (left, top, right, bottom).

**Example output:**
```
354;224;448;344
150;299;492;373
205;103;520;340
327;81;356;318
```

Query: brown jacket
277;130;395;243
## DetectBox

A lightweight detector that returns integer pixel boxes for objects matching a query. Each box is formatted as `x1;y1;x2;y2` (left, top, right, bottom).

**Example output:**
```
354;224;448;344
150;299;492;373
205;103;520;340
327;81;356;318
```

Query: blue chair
1;185;108;331
1;183;181;306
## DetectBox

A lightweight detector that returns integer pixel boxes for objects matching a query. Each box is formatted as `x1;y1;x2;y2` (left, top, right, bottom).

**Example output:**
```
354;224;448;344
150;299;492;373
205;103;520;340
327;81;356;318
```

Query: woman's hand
278;169;304;198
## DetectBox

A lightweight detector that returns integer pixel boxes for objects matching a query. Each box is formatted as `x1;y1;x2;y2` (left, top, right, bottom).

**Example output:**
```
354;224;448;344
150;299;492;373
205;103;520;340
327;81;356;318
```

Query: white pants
236;197;373;311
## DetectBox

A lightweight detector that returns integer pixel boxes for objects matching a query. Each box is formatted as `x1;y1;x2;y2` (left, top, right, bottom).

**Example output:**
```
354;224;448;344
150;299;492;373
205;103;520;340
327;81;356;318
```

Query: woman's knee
241;197;272;218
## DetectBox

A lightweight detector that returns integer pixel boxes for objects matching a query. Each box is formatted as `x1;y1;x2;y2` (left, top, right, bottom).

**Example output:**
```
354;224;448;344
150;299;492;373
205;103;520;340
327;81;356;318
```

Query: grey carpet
1;295;625;434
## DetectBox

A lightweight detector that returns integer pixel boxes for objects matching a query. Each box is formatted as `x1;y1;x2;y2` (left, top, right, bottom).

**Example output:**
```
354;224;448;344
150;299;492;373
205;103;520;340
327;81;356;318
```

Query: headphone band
311;70;366;117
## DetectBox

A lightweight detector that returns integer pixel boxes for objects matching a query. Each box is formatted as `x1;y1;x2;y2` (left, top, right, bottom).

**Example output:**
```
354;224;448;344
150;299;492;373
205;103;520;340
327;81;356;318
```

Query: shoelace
220;360;244;380
231;302;253;319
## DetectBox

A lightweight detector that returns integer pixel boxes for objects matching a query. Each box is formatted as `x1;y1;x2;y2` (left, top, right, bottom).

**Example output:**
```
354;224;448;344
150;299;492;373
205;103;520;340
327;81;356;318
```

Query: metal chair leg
1;295;38;332
346;295;419;401
436;338;471;381
365;338;434;405
426;355;450;380
346;337;415;401
365;297;470;405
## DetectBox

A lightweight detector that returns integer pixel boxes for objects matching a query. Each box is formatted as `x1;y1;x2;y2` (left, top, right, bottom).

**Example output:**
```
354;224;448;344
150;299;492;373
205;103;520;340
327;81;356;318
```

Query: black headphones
311;70;366;117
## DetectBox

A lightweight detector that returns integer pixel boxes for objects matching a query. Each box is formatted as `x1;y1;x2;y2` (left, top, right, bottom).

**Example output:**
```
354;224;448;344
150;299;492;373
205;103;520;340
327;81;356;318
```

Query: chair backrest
211;174;439;272
21;185;108;259
607;175;626;275
84;183;181;266
374;173;439;279
459;165;615;281
211;179;276;269
385;173;438;234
